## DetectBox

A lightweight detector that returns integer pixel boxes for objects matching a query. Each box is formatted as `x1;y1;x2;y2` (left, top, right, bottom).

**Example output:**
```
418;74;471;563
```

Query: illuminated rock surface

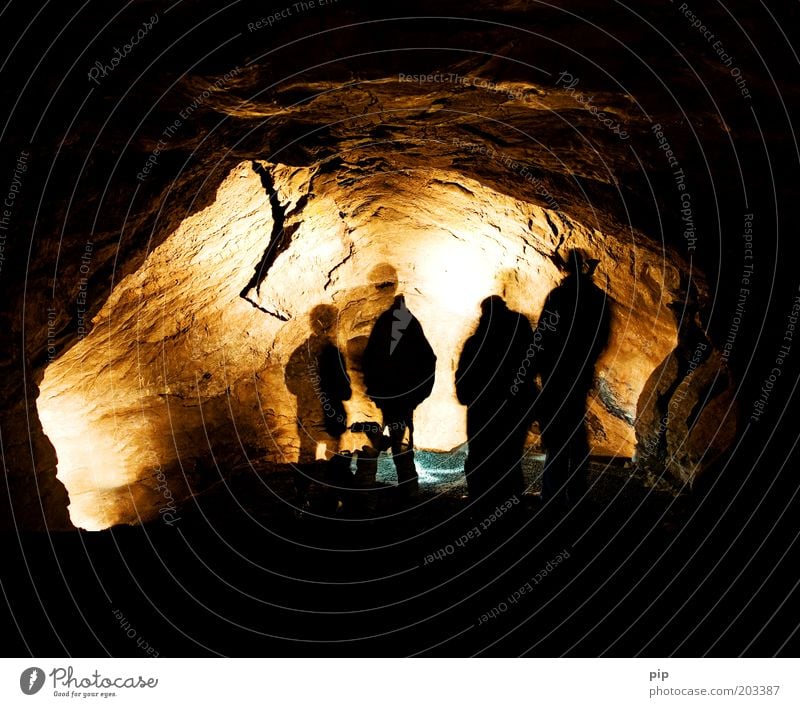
35;156;714;528
5;0;788;531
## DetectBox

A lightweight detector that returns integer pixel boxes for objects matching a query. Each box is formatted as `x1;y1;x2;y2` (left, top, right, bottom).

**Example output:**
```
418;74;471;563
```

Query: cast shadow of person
285;304;352;515
456;295;537;512
361;292;436;500
533;248;611;508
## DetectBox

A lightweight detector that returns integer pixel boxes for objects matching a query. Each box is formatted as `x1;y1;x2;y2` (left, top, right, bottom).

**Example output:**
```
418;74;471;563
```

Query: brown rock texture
4;0;792;530
38;159;684;527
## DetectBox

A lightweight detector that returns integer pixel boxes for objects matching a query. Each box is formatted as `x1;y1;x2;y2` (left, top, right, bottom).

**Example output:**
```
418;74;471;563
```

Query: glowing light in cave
37;390;145;531
37;160;672;530
418;240;499;313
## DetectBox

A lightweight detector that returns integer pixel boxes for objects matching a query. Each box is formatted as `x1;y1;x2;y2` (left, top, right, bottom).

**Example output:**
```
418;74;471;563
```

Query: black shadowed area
1;0;799;657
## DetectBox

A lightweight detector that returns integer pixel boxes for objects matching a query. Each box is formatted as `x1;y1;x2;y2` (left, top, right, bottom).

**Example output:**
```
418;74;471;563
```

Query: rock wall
39;159;683;528
6;0;791;530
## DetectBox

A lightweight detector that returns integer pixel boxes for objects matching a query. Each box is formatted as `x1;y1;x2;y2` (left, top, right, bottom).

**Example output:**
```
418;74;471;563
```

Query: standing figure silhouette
534;249;611;507
362;294;436;498
285;304;352;512
456;296;536;507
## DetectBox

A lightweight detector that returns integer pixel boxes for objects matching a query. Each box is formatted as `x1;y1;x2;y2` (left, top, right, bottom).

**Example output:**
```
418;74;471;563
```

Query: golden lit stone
39;160;680;529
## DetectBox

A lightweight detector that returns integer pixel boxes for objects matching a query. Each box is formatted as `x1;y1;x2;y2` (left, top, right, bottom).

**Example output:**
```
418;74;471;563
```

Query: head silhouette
368;263;398;296
565;248;584;276
309;304;338;336
481;294;506;313
561;248;600;277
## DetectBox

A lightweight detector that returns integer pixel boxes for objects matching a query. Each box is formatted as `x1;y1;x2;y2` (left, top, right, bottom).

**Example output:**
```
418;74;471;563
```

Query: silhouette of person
534;249;611;506
361;294;436;497
456;296;536;506
285;305;352;511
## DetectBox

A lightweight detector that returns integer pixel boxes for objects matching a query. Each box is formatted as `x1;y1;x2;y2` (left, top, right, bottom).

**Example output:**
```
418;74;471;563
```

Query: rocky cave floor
186;452;690;539
3;454;798;657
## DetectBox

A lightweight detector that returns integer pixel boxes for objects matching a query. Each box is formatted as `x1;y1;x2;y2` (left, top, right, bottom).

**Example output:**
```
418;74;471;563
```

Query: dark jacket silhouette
534;251;611;505
456;296;536;503
362;295;436;420
361;295;435;494
316;342;352;437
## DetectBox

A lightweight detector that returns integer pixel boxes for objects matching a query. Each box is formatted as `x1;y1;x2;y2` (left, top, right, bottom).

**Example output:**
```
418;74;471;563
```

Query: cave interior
1;0;799;656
